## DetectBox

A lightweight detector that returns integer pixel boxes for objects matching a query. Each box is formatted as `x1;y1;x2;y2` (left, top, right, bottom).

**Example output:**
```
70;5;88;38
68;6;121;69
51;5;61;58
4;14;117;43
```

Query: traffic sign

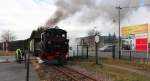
95;35;100;43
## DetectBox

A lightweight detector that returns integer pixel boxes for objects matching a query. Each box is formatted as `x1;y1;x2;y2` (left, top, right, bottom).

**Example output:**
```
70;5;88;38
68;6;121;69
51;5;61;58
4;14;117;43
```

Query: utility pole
116;6;122;59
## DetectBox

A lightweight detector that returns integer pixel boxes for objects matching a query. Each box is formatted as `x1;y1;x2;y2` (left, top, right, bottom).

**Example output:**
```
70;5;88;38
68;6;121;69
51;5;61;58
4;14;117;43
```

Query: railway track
52;65;100;81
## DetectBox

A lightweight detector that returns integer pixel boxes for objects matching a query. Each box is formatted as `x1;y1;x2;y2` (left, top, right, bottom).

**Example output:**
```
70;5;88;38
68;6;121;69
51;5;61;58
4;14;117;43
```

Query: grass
103;58;150;72
0;50;15;56
72;56;150;72
79;62;150;81
70;56;150;81
31;56;150;81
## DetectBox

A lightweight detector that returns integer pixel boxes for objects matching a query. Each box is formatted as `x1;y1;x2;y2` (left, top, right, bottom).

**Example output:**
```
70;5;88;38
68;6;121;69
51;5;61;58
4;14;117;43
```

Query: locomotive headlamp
48;41;51;44
62;34;65;37
65;41;68;44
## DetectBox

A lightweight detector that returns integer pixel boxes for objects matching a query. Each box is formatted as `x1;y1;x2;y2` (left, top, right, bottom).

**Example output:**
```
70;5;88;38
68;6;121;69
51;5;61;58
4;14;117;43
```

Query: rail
52;66;100;81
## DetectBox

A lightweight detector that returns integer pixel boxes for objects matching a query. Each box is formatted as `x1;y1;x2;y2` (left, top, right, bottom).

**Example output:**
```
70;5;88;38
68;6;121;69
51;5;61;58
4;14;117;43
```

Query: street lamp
116;4;150;60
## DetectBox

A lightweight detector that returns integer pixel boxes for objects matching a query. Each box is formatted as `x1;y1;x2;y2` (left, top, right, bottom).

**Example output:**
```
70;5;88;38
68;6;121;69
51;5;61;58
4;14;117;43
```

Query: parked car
99;45;113;52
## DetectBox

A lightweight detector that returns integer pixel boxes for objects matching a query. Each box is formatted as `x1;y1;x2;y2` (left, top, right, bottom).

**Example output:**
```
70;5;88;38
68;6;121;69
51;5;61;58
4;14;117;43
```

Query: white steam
46;0;150;39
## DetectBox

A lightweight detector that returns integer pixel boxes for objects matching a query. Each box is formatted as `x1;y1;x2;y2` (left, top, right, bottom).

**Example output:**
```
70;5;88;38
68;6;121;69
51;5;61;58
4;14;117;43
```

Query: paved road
0;56;39;81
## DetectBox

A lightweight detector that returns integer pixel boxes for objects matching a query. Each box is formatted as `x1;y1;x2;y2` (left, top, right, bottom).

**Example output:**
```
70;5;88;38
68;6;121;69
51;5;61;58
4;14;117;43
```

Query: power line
119;4;150;9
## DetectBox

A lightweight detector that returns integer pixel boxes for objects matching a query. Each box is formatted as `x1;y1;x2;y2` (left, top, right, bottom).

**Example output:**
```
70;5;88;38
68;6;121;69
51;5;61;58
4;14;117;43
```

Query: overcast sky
0;0;56;40
0;0;150;41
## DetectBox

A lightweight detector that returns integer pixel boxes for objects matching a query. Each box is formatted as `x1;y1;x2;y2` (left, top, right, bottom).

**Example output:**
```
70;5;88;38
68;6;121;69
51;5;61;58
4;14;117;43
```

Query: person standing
16;48;23;63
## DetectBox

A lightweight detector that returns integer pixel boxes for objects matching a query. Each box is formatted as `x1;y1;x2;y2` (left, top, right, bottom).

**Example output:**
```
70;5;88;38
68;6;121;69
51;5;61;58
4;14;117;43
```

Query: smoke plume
45;0;150;31
45;9;66;27
45;0;135;27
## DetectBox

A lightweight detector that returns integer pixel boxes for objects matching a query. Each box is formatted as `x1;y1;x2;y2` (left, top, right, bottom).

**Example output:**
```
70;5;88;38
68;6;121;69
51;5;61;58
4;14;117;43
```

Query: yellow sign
121;24;148;38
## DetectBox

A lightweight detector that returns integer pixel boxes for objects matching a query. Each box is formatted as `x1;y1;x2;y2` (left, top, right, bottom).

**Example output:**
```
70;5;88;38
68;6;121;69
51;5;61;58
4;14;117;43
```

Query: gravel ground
40;63;109;81
42;65;71;81
67;64;112;81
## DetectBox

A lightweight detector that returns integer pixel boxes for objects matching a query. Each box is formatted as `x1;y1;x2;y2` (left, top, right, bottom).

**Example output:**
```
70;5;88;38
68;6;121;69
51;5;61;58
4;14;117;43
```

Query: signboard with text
121;24;148;52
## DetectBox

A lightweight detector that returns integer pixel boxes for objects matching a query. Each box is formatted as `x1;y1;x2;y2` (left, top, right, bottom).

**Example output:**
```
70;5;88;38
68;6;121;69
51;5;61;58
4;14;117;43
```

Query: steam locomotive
29;27;69;64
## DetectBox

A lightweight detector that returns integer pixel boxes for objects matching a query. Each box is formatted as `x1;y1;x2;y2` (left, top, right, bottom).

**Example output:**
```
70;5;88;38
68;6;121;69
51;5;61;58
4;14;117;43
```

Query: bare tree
87;27;101;48
1;30;16;52
87;27;101;36
87;28;95;36
1;30;16;42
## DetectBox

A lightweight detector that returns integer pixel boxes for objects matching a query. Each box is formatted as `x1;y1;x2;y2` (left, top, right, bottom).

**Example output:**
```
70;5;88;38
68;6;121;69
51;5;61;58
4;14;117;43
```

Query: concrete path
0;56;39;81
0;56;15;62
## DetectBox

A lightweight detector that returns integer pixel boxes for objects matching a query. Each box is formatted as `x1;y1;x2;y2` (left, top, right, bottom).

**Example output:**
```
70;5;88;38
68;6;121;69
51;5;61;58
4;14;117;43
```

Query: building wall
148;24;150;43
77;36;113;51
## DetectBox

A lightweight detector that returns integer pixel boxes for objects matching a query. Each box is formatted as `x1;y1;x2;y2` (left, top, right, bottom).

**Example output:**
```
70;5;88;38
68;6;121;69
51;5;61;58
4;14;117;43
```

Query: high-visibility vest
16;49;22;59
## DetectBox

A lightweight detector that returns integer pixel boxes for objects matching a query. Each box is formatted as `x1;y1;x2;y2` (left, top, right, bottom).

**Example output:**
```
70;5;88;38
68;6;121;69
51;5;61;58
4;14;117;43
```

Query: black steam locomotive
40;28;69;64
29;27;69;64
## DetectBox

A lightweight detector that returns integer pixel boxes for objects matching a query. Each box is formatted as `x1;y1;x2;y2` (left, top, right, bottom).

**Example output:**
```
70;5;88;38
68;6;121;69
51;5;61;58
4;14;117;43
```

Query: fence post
129;50;132;61
112;45;115;59
82;45;84;58
95;43;98;64
77;45;78;57
86;45;88;59
24;50;27;68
